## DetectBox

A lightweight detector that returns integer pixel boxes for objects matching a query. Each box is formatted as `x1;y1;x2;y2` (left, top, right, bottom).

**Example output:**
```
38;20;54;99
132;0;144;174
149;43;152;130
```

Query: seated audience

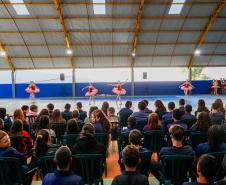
77;102;87;122
196;125;226;158
66;119;80;135
42;146;84;185
195;99;210;117
28;105;38;116
118;101;133;127
35;108;49;122
214;98;225;116
215;154;226;185
143;100;152;114
62;103;73;122
183;154;216;185
108;107;119;123
182;104;196;120
0;107;12;132
50;109;66;124
209;102;225;124
131;101;148;121
21;105;29;117
47;103;54;118
154;100;167;119
92;109;110;133
167;109;188;131
162;102;175;121
122;116;137;133
101;101;110;116
37;115;56;138
84;106;98;124
72;123;106;155
112;145;149;185
14;109;29;132
179;98;186;114
190;112;211;132
143;113;161;132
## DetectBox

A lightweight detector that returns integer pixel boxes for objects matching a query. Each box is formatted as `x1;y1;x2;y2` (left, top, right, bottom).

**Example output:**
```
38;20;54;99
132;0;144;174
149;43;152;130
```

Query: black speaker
60;73;65;81
143;72;147;80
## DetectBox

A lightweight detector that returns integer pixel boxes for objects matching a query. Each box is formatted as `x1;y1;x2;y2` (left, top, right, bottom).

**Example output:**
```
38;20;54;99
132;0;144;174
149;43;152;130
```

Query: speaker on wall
143;72;147;80
60;73;65;81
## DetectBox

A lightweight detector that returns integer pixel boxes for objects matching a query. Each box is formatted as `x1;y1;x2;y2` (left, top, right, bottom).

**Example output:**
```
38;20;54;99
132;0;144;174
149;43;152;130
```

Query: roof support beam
188;0;225;69
53;0;74;68
0;41;15;71
132;0;145;67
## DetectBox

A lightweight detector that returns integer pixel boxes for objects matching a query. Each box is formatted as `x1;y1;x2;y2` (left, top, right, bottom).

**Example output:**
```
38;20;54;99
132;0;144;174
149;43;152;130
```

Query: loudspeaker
143;72;147;80
60;73;65;81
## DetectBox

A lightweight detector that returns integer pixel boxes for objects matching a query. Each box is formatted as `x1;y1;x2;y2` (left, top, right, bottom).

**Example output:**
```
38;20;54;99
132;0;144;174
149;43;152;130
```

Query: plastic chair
143;130;165;153
160;155;194;185
61;134;80;149
135;118;148;131
72;154;104;185
137;150;153;177
10;135;32;157
40;155;56;179
189;131;208;150
51;122;66;143
162;119;173;132
0;157;30;185
117;132;130;155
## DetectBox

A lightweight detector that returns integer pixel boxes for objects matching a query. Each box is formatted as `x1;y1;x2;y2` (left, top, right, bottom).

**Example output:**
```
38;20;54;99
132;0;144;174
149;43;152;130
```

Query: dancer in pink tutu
179;80;194;96
82;82;98;105
109;80;127;106
211;79;220;95
25;81;40;101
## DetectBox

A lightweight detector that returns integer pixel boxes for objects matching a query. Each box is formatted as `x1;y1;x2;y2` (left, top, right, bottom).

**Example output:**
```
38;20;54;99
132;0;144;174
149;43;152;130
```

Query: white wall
0;70;12;84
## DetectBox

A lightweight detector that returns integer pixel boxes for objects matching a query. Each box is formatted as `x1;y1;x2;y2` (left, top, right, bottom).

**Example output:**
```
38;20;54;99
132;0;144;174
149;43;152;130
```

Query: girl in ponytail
34;129;49;157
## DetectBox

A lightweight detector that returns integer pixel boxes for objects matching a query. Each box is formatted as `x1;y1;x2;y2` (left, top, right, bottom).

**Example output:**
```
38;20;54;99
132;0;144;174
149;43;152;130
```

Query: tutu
180;86;192;91
25;87;40;94
211;86;220;89
85;89;98;97
113;87;126;95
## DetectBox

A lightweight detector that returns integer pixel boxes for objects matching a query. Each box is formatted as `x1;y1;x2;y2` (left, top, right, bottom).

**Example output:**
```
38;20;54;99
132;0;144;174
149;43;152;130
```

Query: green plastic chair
72;154;104;185
117;132;130;155
143;130;165;153
208;151;226;181
61;134;80;149
0;157;30;185
182;119;196;129
51;122;66;143
137;151;153;177
40;155;56;179
135;118;148;131
155;110;167;120
189;131;208;150
10;135;32;157
110;121;119;141
162;119;173;132
160;155;194;185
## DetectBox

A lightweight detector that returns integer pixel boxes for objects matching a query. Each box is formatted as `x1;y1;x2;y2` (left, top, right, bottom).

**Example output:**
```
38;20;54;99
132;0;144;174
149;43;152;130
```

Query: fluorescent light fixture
169;0;186;15
9;0;29;15
0;51;6;57
194;49;201;56
66;48;73;55
93;0;106;15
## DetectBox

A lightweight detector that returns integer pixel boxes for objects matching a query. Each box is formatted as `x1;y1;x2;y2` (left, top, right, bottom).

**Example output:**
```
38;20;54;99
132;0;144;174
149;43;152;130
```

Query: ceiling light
93;0;106;15
132;52;136;57
169;0;186;15
66;48;73;55
0;51;6;57
194;49;201;56
9;0;29;15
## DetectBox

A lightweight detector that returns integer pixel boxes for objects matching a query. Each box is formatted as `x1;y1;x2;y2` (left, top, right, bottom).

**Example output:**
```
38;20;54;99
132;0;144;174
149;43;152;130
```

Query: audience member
195;99;210;117
43;146;83;185
154;100;167;119
28;105;38;116
190;112;211;132
214;98;225;115
101;101;110;116
131;101;148;121
122;116;137;133
21;105;29;117
112;145;149;185
14;109;29;132
62;103;73;122
162;102;175;120
215;154;226;185
67;119;80;134
0;118;4;130
76;102;87;122
209;102;225;123
167;109;188;131
108;107;119;123
37;115;56;138
0;107;12;132
182;104;196;120
143;100;152;114
84;106;98;124
143;113;161;131
92;109;110;133
35;108;49;122
118;101;133;127
47;103;54;117
50;109;66;123
179;98;186;114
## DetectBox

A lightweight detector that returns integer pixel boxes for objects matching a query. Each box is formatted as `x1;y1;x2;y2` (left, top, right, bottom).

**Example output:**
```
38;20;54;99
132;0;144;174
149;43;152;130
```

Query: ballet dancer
108;80;127;106
211;79;220;95
82;82;98;106
179;80;194;96
25;81;40;102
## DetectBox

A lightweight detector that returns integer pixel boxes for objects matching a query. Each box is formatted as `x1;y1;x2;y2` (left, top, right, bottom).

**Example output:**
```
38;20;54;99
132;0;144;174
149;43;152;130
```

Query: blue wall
0;80;213;98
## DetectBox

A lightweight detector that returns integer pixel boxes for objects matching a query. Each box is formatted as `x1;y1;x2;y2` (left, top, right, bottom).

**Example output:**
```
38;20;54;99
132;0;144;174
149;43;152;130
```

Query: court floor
1;95;226;115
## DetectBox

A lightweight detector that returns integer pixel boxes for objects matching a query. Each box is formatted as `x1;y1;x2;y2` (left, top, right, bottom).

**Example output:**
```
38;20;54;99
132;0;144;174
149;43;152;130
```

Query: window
9;0;29;15
93;0;106;15
168;0;186;15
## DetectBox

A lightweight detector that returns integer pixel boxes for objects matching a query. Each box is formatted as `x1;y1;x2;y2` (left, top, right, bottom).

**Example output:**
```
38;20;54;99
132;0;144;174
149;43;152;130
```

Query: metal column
11;71;15;99
131;67;134;96
72;68;75;97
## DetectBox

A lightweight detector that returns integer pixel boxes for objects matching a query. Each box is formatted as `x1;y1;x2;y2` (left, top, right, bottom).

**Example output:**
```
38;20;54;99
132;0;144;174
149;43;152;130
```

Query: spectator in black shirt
62;103;73;122
76;102;87;122
112;145;149;185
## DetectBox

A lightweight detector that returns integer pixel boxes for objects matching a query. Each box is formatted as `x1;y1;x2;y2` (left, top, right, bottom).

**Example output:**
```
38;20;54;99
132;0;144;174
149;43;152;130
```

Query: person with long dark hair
195;99;210;117
190;112;211;132
92;109;110;133
143;113;161;131
154;100;167;119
